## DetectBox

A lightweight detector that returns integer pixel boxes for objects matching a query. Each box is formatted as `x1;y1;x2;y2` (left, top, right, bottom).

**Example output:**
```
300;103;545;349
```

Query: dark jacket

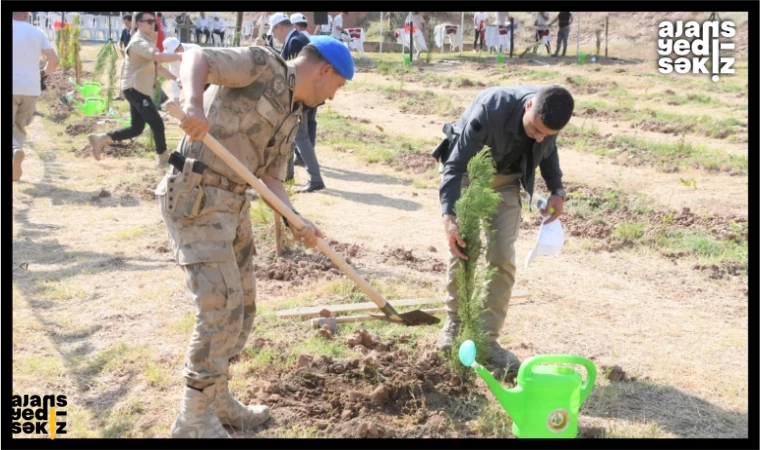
280;29;311;61
436;86;564;216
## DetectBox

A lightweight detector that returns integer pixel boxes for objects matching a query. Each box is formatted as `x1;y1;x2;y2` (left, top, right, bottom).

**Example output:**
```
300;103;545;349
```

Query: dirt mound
602;364;637;383
573;106;622;120
244;330;473;438
254;240;360;285
65;117;98;136
72;141;152;159
382;247;446;273
565;76;606;95
391;152;437;174
112;181;157;201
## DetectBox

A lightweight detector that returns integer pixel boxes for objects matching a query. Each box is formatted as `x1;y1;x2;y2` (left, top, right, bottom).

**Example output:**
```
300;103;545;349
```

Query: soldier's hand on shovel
289;217;324;249
180;103;210;142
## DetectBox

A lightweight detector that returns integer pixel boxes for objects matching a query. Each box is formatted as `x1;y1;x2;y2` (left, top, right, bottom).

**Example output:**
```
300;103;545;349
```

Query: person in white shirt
194;11;210;44
210;13;226;45
534;12;552;54
162;37;200;105
12;11;59;182
290;13;310;37
404;12;428;53
331;12;348;41
473;11;489;52
321;14;332;35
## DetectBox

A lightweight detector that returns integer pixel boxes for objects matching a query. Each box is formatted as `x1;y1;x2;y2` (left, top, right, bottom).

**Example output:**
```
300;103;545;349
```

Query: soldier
160;36;354;438
433;85;573;375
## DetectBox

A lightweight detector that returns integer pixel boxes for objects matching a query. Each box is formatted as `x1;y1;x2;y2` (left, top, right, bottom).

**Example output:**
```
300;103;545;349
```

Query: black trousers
196;28;210;43
212;29;225;44
108;88;167;154
474;29;484;49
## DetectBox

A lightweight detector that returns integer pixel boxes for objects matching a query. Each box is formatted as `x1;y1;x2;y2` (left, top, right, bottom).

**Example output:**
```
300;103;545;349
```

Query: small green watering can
403;54;411;66
71;97;105;116
578;52;588;65
496;52;504;64
69;78;102;98
459;340;596;438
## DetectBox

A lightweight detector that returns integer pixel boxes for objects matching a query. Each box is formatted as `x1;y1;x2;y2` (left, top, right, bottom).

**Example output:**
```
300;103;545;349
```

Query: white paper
524;215;565;268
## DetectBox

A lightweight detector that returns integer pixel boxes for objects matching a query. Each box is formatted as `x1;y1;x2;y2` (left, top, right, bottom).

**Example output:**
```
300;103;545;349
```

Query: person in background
87;12;181;164
534;11;552;54
157;12;167;29
119;14;132;57
174;12;193;43
405;11;428;54
473;11;489;52
162;37;201;105
12;11;59;182
551;12;573;57
321;13;332;36
210;13;226;45
155;13;166;51
195;11;210;44
291;13;310;37
331;12;348;42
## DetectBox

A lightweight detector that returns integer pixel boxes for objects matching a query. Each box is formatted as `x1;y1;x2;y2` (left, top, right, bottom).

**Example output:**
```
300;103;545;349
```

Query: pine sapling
448;150;502;374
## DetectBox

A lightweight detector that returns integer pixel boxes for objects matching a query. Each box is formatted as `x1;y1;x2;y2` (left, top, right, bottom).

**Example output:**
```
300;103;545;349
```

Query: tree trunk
234;12;244;46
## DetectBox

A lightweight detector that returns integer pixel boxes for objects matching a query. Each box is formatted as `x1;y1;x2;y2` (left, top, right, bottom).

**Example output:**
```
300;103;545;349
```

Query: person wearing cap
163;35;354;438
162;37;201;105
433;85;573;375
269;13;310;61
290;13;310;37
87;12;181;164
210;13;226;46
194;11;210;44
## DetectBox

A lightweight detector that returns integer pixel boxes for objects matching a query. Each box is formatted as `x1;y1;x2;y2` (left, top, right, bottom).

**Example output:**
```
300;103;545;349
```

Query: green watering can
403;54;411;66
578;52;588;64
69;78;102;98
71;97;105;116
459;340;596;438
497;52;504;64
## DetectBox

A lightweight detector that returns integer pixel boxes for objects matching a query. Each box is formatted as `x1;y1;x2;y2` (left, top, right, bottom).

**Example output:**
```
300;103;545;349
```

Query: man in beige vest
88;11;181;165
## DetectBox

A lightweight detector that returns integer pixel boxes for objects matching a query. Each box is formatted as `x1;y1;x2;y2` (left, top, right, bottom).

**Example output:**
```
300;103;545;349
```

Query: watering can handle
522;355;597;404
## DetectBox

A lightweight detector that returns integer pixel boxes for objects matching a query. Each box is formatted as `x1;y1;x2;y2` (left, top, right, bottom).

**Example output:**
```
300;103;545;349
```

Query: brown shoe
87;133;112;161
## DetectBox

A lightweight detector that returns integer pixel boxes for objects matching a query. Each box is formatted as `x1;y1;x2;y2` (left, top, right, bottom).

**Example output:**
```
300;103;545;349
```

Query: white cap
524;216;565;268
163;37;181;54
290;13;307;24
269;12;289;30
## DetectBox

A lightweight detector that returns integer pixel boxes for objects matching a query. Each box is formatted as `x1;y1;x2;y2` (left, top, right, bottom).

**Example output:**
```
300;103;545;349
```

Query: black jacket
435;86;564;216
280;29;311;61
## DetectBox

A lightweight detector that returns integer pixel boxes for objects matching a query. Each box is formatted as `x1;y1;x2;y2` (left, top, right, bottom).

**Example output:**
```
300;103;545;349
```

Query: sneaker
12;149;25;182
87;133;112;161
436;316;460;352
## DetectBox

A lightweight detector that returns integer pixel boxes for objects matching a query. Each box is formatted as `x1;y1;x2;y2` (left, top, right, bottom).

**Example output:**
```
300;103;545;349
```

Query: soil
566;76;607;95
391;152;437;174
244;329;478;438
253;240;362;285
382;247;446;273
71;141;152;159
602;365;637;383
65;117;98;136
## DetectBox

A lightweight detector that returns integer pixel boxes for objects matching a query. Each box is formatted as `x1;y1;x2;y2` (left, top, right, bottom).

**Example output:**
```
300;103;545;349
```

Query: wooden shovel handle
163;101;391;310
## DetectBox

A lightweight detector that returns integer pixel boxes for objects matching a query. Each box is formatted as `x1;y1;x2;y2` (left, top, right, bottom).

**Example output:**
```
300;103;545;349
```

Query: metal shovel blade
370;309;441;326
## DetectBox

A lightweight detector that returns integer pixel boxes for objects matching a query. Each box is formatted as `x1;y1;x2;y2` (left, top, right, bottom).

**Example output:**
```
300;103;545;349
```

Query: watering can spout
474;365;524;424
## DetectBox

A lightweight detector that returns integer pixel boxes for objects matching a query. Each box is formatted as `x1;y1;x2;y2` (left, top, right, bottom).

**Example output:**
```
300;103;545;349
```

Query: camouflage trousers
158;177;257;390
444;173;522;340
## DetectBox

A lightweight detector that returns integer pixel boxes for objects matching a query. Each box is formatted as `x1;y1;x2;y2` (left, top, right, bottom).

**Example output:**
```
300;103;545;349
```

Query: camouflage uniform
157;46;302;436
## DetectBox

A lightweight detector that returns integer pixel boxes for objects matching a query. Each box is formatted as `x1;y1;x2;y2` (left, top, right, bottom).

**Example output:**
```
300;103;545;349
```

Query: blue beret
308;35;354;80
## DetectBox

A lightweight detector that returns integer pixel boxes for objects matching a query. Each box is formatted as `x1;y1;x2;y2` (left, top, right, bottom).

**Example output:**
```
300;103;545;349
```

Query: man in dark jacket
434;85;573;373
270;12;326;192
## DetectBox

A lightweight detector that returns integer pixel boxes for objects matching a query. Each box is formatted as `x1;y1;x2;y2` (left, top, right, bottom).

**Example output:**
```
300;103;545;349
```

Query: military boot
436;316;460;352
487;340;521;375
215;378;270;430
157;150;170;168
170;385;230;439
87;133;112;161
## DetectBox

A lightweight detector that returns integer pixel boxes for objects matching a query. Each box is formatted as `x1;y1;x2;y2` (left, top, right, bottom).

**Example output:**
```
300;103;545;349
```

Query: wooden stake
509;18;514;58
605;16;609;58
274;213;284;257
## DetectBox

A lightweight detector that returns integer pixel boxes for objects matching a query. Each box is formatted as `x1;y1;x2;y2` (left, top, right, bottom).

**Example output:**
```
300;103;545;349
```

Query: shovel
163;101;440;327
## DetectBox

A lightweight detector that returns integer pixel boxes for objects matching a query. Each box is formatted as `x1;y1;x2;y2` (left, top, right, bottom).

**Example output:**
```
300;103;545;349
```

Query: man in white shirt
405;12;428;53
290;13;310;37
12;11;59;182
473;12;489;52
331;12;348;41
321;14;332;35
162;37;200;105
534;12;552;54
194;11;210;44
210;13;226;45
